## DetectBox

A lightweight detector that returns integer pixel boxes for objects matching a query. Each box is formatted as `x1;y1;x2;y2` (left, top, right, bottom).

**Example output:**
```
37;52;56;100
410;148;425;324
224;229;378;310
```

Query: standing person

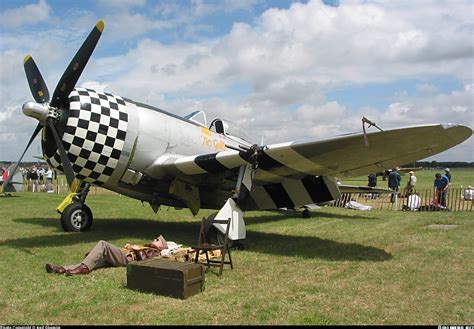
45;167;53;192
433;173;449;207
38;167;45;185
464;186;474;201
29;166;38;192
444;168;451;185
45;235;168;276
368;173;377;187
367;173;378;199
388;168;401;191
402;171;417;196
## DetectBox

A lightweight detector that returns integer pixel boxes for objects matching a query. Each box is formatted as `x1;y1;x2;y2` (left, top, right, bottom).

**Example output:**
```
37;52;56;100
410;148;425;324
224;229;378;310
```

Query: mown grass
0;192;473;325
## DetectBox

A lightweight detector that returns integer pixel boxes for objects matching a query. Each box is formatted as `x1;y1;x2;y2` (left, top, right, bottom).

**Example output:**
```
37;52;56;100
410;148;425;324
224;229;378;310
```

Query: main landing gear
61;202;93;232
202;164;252;248
57;181;93;232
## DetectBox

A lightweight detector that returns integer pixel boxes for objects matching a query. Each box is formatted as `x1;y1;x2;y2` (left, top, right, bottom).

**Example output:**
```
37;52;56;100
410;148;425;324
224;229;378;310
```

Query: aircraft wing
254;123;471;181
154;124;471;181
145;124;471;211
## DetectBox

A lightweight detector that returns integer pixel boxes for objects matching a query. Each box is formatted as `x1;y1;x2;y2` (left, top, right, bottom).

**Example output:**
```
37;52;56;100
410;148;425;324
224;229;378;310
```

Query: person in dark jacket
368;173;377;187
388;168;401;191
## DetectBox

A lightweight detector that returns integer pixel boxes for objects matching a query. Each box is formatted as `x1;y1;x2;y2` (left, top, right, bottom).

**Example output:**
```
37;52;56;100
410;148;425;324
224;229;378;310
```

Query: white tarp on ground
345;200;372;211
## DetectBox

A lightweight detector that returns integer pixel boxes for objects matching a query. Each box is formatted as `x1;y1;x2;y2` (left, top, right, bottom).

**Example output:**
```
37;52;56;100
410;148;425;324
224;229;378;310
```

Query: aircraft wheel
207;225;236;249
61;203;93;232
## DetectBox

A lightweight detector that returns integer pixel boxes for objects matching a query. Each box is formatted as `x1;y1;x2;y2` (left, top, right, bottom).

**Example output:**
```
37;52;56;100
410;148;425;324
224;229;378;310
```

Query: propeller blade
23;55;50;103
1;123;43;192
47;119;76;187
50;20;105;109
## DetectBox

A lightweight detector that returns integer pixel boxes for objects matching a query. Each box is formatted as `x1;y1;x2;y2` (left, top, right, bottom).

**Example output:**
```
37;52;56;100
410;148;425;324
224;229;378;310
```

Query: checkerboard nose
45;88;128;186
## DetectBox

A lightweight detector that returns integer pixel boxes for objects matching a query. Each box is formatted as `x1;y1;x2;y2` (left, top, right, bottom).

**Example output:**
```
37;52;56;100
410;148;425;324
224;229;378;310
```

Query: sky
0;0;472;163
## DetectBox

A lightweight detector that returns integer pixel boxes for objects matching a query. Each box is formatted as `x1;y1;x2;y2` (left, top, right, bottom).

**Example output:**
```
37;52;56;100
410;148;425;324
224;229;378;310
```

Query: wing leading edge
147;124;472;182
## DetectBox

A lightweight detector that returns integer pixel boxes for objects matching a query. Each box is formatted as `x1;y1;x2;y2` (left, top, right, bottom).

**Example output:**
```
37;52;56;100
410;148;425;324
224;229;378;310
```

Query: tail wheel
207;224;236;249
203;212;236;249
61;202;93;232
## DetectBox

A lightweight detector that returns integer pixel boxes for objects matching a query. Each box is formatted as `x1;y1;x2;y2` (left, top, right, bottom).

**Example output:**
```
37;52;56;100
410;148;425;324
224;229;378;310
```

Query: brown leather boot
45;263;66;274
65;263;90;276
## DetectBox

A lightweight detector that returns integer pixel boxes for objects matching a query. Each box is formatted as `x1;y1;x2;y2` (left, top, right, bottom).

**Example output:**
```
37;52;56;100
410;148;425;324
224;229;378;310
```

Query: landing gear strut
57;181;93;232
202;164;252;247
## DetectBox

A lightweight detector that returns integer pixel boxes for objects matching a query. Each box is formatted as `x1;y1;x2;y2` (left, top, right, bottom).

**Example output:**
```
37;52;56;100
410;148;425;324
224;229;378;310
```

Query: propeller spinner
1;20;105;192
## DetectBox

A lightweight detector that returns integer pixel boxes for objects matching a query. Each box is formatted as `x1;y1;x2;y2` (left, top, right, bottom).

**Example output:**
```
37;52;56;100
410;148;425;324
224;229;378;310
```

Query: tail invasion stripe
263;183;295;209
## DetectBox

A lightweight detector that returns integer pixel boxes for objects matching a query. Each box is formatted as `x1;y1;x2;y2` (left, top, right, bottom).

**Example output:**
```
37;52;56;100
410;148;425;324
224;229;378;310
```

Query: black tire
207;225;236;249
60;203;93;232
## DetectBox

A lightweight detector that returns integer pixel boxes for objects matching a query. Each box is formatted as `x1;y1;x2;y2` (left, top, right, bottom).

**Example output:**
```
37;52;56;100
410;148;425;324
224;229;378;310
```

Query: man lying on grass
45;235;168;276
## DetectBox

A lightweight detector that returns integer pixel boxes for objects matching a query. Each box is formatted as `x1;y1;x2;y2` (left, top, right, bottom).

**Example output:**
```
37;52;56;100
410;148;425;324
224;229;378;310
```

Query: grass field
1;191;473;325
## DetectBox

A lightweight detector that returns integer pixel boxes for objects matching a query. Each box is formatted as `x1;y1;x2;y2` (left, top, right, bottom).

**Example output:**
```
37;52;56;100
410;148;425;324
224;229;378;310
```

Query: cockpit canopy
209;118;252;143
184;110;207;127
184;110;253;144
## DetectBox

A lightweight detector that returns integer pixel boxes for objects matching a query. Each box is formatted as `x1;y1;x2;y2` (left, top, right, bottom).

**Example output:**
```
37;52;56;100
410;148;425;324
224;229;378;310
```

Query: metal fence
327;187;473;211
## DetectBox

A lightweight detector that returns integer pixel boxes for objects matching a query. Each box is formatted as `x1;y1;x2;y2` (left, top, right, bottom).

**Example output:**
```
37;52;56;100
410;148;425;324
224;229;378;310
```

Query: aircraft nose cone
22;101;49;122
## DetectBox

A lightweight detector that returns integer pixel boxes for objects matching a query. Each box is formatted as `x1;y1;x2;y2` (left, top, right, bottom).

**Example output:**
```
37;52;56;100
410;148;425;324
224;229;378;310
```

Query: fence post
391;192;398;211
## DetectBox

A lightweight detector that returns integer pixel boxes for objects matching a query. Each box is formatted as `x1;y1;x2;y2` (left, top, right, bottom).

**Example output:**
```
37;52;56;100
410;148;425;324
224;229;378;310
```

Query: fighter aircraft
2;20;472;242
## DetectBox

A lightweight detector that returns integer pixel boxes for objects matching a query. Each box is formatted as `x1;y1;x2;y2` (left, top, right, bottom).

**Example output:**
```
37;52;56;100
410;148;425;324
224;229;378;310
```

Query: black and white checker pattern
46;88;128;185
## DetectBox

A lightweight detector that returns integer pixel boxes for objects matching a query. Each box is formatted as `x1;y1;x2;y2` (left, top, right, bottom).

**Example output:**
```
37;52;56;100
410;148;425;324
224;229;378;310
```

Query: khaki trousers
64;240;128;271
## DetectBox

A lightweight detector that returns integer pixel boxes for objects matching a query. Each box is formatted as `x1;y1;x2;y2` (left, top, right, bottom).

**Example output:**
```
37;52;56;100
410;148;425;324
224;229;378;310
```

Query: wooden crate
127;259;205;299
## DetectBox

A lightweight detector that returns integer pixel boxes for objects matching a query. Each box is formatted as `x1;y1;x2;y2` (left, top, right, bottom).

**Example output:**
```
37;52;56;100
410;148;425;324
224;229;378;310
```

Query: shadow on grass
245;210;375;226
5;216;391;262
245;231;391;261
0;194;20;198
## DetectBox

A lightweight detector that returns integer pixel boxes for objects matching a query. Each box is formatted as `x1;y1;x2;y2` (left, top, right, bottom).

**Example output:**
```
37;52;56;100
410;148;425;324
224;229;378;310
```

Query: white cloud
0;0;51;28
1;0;472;162
97;0;146;8
104;13;176;41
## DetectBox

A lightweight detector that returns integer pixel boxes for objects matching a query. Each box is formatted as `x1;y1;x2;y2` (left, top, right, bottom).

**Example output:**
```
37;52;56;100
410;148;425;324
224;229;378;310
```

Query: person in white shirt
464;186;474;201
403;171;417;197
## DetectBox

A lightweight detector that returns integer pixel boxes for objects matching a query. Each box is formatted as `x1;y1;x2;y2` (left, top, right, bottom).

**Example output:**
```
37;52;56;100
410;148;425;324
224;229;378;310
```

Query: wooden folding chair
191;216;233;275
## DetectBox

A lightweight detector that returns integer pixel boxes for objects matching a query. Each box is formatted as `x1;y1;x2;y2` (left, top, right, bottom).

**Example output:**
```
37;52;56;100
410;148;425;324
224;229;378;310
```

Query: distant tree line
404;161;474;168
